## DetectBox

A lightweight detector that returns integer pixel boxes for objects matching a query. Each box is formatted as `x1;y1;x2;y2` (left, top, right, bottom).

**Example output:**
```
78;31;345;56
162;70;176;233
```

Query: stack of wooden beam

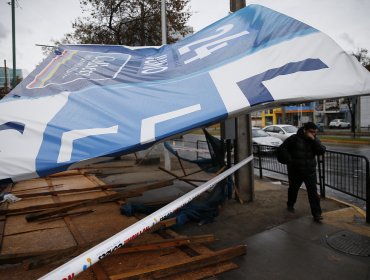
0;161;246;279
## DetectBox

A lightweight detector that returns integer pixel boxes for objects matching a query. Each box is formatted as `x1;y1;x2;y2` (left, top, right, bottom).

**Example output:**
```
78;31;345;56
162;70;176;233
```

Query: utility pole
161;0;167;45
230;0;254;202
230;0;246;11
161;0;171;170
11;0;16;88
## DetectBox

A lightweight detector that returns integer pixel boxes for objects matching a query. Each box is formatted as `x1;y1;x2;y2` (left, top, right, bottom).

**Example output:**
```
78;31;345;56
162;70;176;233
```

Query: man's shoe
313;215;323;223
287;206;295;213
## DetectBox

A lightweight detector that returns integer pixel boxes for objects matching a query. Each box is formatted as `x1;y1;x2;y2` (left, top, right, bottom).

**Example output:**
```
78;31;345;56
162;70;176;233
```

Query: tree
347;48;370;134
353;48;370;67
61;0;192;46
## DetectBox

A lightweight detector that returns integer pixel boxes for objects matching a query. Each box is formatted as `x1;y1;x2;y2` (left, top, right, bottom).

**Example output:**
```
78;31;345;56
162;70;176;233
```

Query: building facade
0;67;23;98
360;96;370;129
260;102;315;127
254;97;369;130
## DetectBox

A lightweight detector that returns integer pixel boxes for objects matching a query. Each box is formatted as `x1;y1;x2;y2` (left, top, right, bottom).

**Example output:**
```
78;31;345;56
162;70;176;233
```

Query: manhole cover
326;230;370;257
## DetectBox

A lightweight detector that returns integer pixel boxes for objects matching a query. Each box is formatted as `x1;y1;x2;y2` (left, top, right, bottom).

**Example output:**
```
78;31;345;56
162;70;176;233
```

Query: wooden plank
46;170;82;177
158;167;199;188
0;216;5;250
169;261;238;280
1;198;102;216
25;180;174;222
159;229;215;257
91;262;109;280
0;182;12;250
45;177;88;247
147;217;177;233
11;184;63;194
109;245;247;280
13;180;165;199
62;216;86;246
21;238;100;270
174;151;187;176
181;178;208;183
14;185;123;198
77;164;134;170
0;246;78;266
37;209;94;223
112;234;216;254
0;227;77;263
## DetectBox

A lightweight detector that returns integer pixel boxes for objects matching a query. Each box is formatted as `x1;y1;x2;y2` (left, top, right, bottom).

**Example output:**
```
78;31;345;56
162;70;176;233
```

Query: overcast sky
0;0;369;77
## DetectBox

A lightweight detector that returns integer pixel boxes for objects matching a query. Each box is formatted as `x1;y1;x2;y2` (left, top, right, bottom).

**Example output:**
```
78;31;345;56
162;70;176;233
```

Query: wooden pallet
0;163;246;279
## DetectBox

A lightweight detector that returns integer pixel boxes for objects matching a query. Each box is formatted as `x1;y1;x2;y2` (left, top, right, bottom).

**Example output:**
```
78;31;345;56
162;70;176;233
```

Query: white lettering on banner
209;32;339;115
140;104;201;144
57;125;118;163
141;55;168;74
179;24;234;55
63;58;86;79
63;55;115;79
178;24;249;64
0;92;70;181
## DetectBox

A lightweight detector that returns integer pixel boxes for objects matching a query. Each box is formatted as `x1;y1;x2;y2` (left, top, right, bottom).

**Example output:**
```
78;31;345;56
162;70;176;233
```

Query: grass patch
320;136;370;144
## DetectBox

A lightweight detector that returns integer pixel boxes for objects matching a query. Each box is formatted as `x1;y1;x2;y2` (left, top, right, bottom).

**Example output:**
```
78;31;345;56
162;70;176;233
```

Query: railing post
258;145;263;179
322;154;326;198
317;154;325;198
317;155;322;196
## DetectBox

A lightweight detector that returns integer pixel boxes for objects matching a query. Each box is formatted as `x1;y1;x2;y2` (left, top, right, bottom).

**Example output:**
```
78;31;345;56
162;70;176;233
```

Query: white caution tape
39;155;253;280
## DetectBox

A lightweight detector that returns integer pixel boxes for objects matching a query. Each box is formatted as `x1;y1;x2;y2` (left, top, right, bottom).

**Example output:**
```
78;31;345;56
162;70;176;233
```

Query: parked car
252;128;283;153
262;124;298;141
329;119;351;129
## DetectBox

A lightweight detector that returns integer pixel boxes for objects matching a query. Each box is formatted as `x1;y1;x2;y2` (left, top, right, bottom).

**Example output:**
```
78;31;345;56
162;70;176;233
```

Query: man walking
277;122;326;222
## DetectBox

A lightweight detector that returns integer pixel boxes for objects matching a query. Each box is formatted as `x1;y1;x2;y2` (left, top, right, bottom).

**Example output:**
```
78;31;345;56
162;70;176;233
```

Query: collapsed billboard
1;4;370;182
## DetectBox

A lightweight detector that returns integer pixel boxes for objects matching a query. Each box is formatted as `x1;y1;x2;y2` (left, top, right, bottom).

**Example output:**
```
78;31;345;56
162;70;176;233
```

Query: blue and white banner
1;4;370;182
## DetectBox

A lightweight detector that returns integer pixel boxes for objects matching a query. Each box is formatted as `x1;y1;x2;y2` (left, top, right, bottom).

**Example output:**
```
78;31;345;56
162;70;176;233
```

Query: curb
324;195;367;218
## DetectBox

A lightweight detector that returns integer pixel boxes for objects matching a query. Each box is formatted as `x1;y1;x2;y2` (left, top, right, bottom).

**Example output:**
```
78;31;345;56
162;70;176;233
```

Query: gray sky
0;0;369;76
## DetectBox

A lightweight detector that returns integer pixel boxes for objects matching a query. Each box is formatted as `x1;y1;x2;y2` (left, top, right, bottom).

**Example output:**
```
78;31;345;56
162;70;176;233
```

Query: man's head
303;122;318;139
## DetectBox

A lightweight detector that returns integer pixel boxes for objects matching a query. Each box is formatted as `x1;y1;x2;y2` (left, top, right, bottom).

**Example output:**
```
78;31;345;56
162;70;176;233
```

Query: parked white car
252;128;283;147
329;119;351;129
262;124;298;141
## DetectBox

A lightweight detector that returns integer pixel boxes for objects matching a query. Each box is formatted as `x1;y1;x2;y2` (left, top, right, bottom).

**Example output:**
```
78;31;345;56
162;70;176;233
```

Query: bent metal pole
39;155;253;280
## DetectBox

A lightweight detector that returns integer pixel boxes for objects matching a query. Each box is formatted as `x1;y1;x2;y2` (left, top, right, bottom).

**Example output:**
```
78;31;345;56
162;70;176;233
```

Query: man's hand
304;129;316;140
306;132;315;140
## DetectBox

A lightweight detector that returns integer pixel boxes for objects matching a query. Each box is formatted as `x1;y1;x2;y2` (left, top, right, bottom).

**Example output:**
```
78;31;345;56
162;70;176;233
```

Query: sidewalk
1;156;368;280
220;207;370;280
79;154;370;279
174;177;370;280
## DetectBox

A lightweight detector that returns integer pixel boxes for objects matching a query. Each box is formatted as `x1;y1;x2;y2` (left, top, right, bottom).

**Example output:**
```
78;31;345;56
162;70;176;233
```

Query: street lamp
11;0;16;88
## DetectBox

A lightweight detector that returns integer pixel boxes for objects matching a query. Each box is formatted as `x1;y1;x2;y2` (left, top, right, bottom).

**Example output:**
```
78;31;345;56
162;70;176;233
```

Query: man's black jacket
277;127;326;175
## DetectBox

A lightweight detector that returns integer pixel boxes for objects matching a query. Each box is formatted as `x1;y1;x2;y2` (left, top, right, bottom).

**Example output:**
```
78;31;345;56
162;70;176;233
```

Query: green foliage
61;0;192;46
353;48;370;67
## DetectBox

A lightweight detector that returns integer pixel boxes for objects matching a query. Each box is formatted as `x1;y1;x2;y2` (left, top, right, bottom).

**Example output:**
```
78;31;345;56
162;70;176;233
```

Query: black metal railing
321;151;369;201
170;139;369;223
167;139;210;162
253;144;370;223
253;145;287;178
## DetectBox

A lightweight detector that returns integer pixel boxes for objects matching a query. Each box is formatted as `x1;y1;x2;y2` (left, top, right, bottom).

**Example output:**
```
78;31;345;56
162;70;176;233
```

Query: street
325;142;370;159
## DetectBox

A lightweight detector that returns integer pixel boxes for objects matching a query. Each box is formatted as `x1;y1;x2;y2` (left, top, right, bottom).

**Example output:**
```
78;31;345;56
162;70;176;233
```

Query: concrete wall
360;96;370;128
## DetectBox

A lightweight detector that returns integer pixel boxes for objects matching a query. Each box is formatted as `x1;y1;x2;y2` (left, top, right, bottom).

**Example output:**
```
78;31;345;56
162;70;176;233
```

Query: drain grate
326;230;370;257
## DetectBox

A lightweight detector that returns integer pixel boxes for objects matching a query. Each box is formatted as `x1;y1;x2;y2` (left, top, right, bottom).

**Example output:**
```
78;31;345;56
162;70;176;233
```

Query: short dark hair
303;122;318;130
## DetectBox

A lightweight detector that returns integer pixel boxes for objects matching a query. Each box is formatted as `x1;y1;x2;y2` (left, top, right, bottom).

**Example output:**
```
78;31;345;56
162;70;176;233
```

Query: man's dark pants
287;167;322;217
